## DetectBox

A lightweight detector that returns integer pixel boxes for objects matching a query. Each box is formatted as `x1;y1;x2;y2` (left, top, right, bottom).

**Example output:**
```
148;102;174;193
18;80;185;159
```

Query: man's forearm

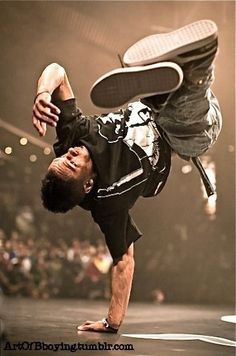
107;244;135;329
76;244;135;333
32;63;74;136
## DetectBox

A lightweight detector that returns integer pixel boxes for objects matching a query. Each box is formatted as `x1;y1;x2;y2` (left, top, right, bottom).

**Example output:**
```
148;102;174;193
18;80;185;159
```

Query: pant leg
154;54;222;158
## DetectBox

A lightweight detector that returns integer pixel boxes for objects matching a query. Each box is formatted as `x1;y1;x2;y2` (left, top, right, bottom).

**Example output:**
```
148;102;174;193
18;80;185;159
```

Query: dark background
0;1;235;304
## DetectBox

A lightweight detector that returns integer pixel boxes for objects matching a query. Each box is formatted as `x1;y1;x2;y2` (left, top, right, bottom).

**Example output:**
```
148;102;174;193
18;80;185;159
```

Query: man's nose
68;147;78;156
66;148;76;159
65;152;73;160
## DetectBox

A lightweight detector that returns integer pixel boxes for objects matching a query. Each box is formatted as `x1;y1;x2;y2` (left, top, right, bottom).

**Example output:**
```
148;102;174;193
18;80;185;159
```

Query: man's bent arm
36;63;74;100
32;63;74;136
77;243;135;333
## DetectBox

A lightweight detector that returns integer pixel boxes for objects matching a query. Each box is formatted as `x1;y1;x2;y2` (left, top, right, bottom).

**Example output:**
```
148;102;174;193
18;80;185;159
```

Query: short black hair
41;171;85;213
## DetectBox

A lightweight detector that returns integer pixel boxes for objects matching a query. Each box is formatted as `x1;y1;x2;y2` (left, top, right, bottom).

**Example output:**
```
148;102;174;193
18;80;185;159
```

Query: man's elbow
48;62;64;71
115;245;135;273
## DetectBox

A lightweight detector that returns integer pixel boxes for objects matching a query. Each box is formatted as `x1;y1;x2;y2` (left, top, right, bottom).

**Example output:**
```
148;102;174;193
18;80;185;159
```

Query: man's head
41;146;95;213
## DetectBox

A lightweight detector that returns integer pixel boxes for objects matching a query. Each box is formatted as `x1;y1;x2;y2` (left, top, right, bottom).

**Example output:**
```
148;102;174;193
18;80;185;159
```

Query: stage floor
0;297;235;356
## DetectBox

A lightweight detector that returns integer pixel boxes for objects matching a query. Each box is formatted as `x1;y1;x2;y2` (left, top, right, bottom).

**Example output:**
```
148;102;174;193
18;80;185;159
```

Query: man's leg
122;20;222;158
90;20;222;157
149;51;222;158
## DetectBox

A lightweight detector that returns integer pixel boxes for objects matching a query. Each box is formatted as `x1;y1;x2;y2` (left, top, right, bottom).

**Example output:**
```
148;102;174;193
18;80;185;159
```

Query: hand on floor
77;320;117;333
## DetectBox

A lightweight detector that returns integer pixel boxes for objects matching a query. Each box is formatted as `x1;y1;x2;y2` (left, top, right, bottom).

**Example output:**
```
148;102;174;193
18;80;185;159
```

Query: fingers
40;122;47;136
82;320;96;325
38;99;61;117
76;320;105;333
33;105;58;127
79;321;94;326
32;117;47;136
77;325;93;331
42;100;61;114
32;97;61;136
36;97;60;114
33;98;60;125
77;320;95;330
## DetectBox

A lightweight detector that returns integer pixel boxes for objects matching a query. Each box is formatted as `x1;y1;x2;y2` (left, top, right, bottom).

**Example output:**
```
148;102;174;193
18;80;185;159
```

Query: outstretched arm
32;63;74;136
77;243;135;333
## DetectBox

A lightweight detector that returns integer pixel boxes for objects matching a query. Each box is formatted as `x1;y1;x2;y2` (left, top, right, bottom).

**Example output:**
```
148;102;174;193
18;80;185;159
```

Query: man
32;20;222;333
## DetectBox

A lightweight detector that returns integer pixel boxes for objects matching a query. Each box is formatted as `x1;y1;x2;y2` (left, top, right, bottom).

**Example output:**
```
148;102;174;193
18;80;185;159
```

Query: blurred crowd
0;197;113;300
0;229;112;300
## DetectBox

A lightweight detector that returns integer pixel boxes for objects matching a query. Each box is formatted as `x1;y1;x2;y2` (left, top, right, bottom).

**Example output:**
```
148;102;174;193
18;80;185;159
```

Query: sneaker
123;19;218;67
90;62;183;108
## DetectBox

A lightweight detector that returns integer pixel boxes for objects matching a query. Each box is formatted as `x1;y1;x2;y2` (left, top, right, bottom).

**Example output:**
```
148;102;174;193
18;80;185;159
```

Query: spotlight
228;145;234;153
181;165;192;174
5;147;12;155
43;147;51;155
20;137;28;145
29;154;37;162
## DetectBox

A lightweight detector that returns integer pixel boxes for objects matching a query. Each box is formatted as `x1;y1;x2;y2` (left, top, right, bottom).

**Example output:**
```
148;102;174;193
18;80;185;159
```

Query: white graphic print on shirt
123;102;160;169
97;102;160;169
96;102;161;198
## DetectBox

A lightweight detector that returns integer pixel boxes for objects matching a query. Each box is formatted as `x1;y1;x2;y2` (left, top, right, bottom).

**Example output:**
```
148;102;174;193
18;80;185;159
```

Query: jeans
153;54;222;158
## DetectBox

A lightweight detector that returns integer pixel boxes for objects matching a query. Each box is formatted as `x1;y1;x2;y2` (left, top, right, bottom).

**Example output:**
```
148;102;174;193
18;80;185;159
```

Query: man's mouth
63;160;77;171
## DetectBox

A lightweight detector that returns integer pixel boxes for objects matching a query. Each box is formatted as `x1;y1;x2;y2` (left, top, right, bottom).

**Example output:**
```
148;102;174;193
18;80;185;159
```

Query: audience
0;223;112;300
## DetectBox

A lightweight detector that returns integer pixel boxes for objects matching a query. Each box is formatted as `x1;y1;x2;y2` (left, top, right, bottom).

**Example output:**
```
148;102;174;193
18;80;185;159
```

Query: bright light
122;333;236;347
221;315;236;324
200;156;217;219
29;154;37;162
5;146;12;155
181;165;192;174
43;147;51;155
228;145;234;153
20;137;28;145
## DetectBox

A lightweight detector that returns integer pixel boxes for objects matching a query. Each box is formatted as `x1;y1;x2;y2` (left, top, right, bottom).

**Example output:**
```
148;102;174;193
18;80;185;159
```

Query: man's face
48;146;93;182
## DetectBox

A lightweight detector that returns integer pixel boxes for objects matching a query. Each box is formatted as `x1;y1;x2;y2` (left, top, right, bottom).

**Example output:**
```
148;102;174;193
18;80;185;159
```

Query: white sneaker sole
123;19;218;66
90;62;183;108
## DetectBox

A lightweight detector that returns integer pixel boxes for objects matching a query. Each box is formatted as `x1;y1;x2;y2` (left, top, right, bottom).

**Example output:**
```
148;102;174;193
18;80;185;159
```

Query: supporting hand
77;320;117;333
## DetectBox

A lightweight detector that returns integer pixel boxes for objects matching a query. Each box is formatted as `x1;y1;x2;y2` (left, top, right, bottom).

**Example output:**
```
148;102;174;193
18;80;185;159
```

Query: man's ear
83;178;94;194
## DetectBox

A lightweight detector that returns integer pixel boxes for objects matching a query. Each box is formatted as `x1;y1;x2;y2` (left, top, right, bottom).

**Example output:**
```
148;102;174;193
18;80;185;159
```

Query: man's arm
77;243;135;333
32;63;74;136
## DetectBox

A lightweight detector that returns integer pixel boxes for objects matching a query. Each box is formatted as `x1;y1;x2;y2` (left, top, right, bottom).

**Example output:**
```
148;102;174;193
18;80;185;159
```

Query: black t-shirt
53;98;171;263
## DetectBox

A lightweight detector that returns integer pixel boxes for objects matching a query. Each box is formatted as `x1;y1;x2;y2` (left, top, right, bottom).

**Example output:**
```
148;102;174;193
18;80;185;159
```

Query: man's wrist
34;90;51;103
102;318;119;333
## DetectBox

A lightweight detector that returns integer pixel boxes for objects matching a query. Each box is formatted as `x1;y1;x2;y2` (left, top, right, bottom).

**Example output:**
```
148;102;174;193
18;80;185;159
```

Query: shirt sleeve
52;98;90;157
91;208;142;264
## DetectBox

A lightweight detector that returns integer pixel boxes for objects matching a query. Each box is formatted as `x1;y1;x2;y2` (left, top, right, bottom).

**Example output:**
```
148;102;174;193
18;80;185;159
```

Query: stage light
228;145;234;153
5;146;12;155
29;154;37;162
43;147;51;155
181;165;192;174
200;156;217;219
221;315;236;324
20;137;28;145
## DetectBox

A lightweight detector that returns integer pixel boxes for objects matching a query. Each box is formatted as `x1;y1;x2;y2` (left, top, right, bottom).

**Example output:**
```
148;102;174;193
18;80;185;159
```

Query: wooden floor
1;297;235;355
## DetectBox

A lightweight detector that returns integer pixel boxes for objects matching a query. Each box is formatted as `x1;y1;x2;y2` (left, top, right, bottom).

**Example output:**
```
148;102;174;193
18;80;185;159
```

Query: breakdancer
32;20;222;333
